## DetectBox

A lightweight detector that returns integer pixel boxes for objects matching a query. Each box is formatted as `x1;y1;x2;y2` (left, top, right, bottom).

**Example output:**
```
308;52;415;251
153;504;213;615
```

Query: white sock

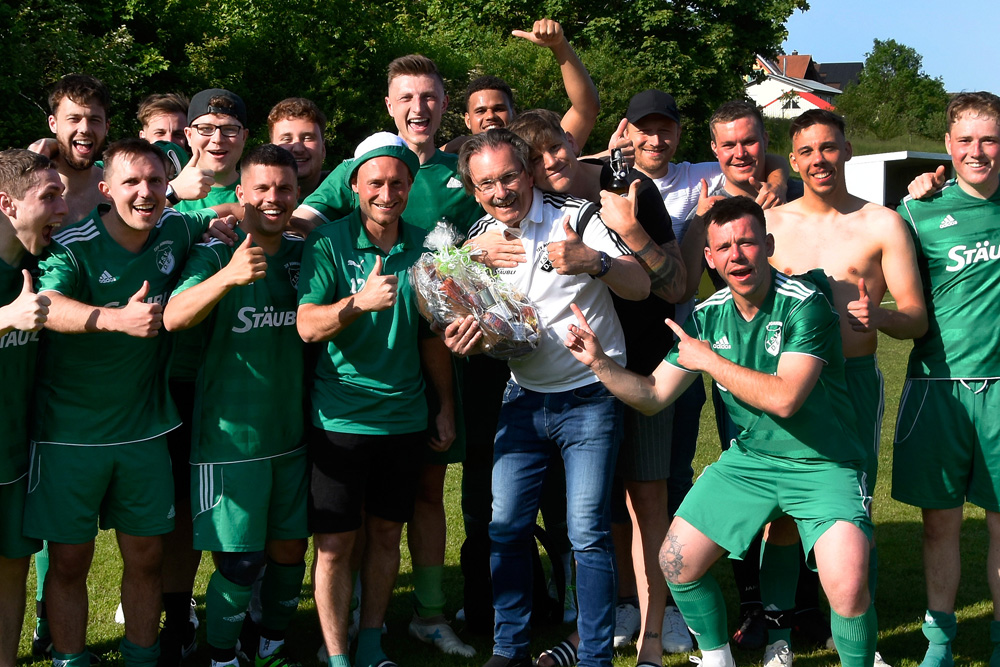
258;636;284;659
700;643;735;667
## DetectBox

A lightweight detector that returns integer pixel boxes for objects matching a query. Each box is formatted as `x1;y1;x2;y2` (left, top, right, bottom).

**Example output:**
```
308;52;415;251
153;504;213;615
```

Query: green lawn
16;331;995;667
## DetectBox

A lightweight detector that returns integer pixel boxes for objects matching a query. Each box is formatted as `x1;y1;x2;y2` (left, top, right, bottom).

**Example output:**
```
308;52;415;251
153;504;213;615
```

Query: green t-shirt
0;257;39;484
172;229;305;463
898;182;1000;379
171;181;239;213
297;209;429;434
33;205;215;445
300;149;482;234
666;269;864;465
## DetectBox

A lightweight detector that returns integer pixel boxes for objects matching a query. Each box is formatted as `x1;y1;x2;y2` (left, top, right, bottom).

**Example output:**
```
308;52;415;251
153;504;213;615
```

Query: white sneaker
408;614;476;658
874;652;891;667
662;604;694;653
763;639;793;667
613;602;641;647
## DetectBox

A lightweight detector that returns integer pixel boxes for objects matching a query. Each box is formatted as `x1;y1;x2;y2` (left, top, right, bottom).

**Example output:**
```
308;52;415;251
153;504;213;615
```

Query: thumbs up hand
0;269;50;332
170;146;214;201
117;280;163;338
846;278;876;332
547;215;599;276
357;255;398;312
223;233;267;286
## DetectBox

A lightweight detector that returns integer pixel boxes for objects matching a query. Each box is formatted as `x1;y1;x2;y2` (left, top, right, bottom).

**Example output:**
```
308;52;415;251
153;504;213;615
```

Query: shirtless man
38;74;110;225
759;108;927;667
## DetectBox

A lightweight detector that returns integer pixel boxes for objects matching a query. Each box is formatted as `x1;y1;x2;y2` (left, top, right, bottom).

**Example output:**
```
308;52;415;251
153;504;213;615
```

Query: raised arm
845;212;927;339
665;319;822;419
564;304;697;414
297;255;397;343
163;235;267;331
44;281;162;338
599;180;685;302
513;19;600;148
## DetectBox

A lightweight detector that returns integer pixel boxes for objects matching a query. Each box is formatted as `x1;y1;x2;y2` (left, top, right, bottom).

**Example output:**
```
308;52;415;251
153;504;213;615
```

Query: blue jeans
490;380;623;666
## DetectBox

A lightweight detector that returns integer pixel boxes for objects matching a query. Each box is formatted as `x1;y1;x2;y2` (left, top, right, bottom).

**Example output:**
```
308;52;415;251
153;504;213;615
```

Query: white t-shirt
650;161;725;323
468;189;630;392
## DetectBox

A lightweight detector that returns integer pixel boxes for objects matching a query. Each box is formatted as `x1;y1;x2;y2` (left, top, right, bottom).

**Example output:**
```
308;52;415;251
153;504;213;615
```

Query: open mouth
408;117;430;133
133;201;157;217
259;206;286;221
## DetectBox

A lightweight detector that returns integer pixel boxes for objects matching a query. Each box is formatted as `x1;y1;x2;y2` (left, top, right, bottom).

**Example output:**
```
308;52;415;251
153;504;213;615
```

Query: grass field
15;332;996;667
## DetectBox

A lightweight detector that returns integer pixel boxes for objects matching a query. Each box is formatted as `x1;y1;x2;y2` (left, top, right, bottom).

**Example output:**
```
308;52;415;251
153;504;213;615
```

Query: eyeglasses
190;123;243;137
473;169;523;195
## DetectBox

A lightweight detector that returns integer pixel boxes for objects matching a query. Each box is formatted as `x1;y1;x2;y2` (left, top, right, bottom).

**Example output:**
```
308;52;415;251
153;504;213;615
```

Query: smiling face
626;114;681;179
705;214;773;306
184;112;248;179
467;143;534;227
100;152;167;233
525;131;579;194
465;89;514;134
1;168;67;256
48;96;109;171
789;122;852;198
237;163;299;239
712;116;768;187
352;156;412;230
270;117;326;186
140;111;188;149
386;74;447;152
946;111;1000;198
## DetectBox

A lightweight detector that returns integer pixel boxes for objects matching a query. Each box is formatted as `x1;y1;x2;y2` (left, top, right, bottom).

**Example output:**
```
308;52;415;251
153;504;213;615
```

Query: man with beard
0;149;65;667
41;74;110;225
163;145;308;667
24;138;231;667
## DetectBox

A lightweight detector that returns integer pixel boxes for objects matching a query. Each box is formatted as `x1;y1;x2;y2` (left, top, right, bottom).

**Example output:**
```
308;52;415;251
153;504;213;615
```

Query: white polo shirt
468;189;630;393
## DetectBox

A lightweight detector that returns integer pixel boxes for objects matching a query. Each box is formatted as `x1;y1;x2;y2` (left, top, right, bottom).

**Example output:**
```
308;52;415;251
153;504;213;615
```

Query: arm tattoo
659;532;685;583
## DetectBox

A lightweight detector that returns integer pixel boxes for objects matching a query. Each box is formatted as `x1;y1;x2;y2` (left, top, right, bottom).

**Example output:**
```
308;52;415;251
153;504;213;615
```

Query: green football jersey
0;257;39;484
666;269;864;465
172;229;305;463
898;182;1000;379
300;149;482;234
171;181;239;213
168;184;238;379
33;205;216;445
297;209;429;435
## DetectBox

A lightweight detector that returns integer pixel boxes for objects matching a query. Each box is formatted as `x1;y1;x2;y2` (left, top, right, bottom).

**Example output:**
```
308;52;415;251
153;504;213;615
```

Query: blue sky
781;1;1000;94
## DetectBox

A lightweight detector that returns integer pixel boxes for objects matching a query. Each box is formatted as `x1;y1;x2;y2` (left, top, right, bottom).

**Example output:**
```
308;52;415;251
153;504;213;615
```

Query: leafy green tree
836;38;949;140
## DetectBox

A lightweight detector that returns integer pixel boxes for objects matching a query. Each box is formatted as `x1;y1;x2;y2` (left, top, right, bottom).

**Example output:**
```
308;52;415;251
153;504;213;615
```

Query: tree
836;38;949;140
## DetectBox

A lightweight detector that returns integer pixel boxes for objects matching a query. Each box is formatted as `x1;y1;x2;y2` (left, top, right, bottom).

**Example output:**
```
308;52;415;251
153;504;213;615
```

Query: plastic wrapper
410;222;542;360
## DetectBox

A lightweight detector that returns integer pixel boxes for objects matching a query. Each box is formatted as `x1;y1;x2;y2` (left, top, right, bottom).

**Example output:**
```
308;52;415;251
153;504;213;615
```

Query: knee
365;519;404;553
216;550;267;587
827;582;870;618
659;532;691;584
268;539;308;566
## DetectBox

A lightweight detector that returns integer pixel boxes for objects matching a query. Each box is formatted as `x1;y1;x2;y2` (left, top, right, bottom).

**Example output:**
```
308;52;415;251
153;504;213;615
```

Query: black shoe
792;607;832;649
158;620;198;667
732;605;768;651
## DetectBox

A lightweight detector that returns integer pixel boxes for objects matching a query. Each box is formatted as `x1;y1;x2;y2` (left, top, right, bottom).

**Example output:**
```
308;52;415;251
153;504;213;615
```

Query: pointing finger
665;318;689;340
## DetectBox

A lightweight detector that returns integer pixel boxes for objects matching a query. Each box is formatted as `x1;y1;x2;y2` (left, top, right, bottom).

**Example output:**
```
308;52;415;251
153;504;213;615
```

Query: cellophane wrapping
409;223;542;360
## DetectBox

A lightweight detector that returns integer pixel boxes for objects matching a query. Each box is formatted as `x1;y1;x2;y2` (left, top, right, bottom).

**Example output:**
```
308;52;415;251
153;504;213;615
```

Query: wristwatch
594;251;614;278
166;183;180;205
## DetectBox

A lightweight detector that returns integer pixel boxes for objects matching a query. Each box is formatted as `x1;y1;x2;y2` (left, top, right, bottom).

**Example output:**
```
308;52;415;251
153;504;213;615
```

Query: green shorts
892;378;1000;511
676;446;873;568
844;354;885;491
191;447;309;552
24;438;175;544
0;477;42;559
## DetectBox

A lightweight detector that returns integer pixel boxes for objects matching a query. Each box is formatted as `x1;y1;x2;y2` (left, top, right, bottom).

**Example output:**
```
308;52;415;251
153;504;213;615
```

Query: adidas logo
712;335;732;350
940;215;958;229
446;176;463;188
99;270;117;284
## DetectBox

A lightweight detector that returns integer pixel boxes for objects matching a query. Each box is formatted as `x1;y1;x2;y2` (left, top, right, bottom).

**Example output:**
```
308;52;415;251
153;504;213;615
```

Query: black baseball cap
187;88;247;126
625;89;681;125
